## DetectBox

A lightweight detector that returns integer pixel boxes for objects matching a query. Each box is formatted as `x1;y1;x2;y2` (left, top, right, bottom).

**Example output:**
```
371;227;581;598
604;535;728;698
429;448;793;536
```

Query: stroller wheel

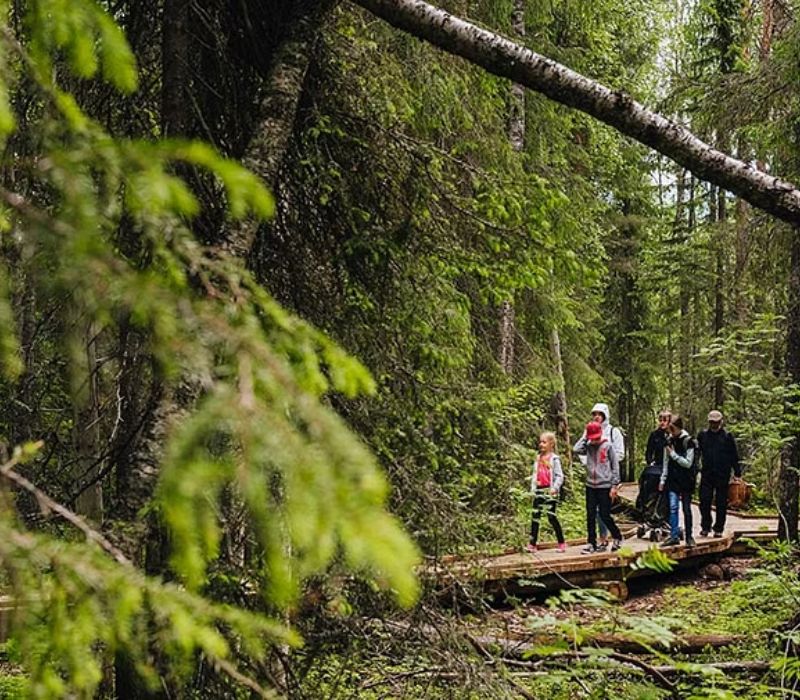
637;526;646;538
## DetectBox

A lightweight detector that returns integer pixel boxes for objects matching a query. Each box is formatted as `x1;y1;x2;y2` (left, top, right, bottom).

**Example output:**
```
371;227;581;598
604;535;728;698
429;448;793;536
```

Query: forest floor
458;551;798;699
310;550;799;699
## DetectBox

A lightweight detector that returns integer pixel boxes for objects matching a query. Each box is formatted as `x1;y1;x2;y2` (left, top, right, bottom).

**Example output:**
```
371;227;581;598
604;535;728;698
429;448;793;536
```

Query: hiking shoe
686;537;696;548
713;531;723;538
700;530;709;537
525;543;537;553
557;543;567;552
661;536;680;547
595;542;608;552
610;539;622;552
581;544;599;554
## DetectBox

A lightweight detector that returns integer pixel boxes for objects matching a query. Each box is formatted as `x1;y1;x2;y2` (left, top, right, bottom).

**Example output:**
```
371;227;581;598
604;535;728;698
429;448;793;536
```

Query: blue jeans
596;505;609;539
668;490;693;541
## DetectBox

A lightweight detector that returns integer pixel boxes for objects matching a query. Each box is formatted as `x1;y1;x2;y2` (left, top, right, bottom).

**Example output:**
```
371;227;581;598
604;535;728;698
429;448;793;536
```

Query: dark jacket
645;428;669;473
661;430;697;494
697;428;741;480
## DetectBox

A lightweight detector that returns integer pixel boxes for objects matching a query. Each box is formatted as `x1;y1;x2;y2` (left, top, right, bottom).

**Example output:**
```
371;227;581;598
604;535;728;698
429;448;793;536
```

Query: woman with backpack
526;431;566;553
659;415;697;548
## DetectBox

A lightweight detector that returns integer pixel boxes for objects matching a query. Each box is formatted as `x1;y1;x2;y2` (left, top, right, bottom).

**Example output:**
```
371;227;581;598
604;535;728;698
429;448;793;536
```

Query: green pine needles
0;0;419;696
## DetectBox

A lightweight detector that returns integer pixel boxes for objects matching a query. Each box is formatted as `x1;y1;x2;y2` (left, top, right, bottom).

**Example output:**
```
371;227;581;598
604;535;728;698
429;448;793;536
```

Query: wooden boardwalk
427;483;778;598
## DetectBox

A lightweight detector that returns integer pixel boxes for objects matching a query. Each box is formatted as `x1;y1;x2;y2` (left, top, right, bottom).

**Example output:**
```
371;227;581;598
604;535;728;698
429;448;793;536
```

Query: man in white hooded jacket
579;402;625;548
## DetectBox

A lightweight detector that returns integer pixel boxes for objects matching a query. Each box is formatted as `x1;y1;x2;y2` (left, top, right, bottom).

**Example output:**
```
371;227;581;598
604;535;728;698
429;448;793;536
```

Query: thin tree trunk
353;0;800;225
507;0;525;152
73;320;103;522
714;188;726;407
713;242;725;410
734;195;749;325
550;327;570;473
779;226;800;542
675;171;689;412
161;0;190;138
498;0;524;376
498;300;515;375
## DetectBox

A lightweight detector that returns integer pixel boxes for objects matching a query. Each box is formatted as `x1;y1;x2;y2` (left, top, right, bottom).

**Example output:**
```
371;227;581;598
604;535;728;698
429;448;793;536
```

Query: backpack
611;425;626;463
686;435;700;484
681;434;701;485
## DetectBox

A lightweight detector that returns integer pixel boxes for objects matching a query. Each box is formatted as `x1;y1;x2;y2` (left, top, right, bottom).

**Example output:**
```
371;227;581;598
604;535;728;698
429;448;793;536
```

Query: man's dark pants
699;474;730;533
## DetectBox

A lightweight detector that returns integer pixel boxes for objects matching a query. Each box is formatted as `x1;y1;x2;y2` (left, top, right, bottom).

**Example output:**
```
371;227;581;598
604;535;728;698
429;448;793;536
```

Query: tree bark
353;0;800;226
498;299;515;375
220;0;337;259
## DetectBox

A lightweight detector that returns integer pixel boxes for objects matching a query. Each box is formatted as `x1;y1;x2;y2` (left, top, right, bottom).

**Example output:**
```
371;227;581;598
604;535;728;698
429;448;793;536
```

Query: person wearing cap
697;410;741;537
573;420;623;554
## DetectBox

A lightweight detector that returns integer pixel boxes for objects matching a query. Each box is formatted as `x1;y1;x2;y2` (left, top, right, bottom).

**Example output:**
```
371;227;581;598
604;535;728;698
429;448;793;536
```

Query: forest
1;0;800;697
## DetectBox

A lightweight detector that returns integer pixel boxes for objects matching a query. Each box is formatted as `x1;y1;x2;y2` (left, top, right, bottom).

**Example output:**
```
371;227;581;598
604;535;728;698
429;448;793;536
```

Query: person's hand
551;488;558;497
610;486;618;500
658;483;664;492
666;445;674;455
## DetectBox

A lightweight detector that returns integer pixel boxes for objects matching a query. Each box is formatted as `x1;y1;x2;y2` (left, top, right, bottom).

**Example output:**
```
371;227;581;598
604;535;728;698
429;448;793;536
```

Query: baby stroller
634;464;670;542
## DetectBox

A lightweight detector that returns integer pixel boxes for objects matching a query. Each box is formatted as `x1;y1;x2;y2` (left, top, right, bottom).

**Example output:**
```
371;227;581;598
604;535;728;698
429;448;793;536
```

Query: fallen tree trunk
352;0;800;227
471;632;744;657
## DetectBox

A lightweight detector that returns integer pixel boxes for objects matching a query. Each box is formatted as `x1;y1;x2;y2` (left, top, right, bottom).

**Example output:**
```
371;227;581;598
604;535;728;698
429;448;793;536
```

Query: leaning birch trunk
352;0;800;226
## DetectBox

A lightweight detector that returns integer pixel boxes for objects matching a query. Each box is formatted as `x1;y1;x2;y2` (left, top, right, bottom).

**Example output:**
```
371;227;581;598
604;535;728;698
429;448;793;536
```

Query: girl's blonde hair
539;431;557;451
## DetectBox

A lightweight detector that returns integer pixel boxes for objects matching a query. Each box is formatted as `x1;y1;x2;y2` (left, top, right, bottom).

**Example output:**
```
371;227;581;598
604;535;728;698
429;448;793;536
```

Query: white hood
591;402;611;430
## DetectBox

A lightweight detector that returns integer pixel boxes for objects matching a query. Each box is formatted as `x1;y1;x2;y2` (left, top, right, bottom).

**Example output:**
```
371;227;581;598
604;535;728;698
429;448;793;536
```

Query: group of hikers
526;403;742;554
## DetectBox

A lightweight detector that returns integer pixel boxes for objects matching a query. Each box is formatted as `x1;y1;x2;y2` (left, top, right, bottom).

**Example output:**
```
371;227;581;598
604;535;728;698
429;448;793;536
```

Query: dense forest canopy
0;0;799;697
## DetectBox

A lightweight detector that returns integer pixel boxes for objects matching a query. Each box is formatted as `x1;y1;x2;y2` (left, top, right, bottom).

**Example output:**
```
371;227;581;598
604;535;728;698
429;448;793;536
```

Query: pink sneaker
557;543;567;552
525;543;537;553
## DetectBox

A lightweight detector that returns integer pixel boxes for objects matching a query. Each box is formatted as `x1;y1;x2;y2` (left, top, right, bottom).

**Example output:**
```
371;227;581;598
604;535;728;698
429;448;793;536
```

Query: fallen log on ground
471;632;745;656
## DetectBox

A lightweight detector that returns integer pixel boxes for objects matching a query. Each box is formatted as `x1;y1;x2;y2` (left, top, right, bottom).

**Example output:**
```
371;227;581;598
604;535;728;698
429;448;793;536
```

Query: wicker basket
728;478;753;510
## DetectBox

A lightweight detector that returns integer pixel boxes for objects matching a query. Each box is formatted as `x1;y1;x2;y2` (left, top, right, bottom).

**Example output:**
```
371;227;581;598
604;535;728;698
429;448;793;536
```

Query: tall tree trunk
550;327;570;461
112;3;193;696
112;3;335;694
507;0;525;153
498;0;524;376
498;300;515;375
675;170;690;412
72;320;103;521
161;0;190;138
353;0;800;225
733;195;750;325
714;187;726;407
779;225;800;542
